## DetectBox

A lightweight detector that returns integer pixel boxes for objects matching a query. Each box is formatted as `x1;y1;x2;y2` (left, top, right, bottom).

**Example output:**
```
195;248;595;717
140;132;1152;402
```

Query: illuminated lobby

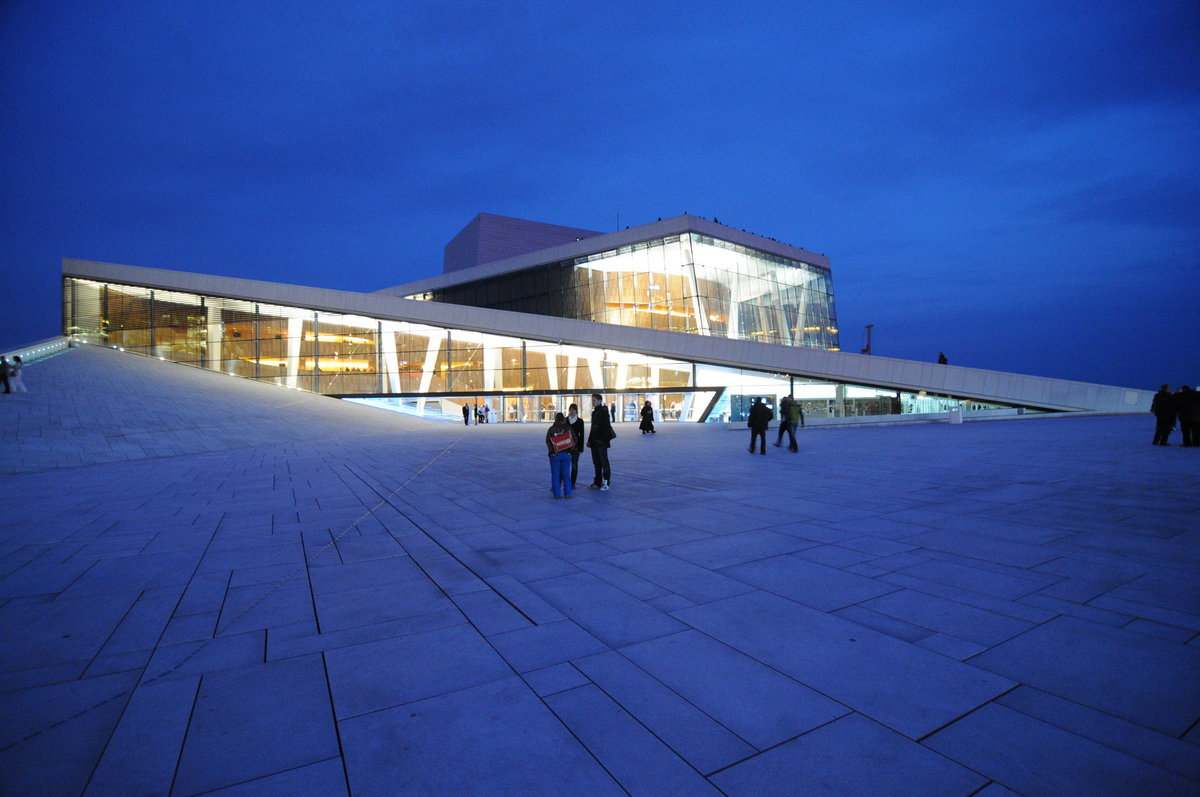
60;213;1148;422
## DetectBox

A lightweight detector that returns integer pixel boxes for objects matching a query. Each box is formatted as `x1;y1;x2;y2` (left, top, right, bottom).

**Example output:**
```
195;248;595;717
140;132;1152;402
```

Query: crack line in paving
336;461;542;628
0;434;466;756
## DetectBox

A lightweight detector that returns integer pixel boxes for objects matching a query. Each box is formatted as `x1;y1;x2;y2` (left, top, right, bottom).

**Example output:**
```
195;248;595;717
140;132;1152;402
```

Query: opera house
61;213;1148;423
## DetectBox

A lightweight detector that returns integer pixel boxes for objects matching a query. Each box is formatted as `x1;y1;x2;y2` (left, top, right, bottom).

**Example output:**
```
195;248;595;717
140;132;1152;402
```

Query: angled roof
443;212;605;273
63;258;1151;413
375;214;832;298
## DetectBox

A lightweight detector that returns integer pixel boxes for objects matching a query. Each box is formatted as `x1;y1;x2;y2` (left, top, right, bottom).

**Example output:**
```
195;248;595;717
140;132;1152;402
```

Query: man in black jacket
1174;386;1199;447
748;398;773;455
587;393;613;490
1151;385;1176;445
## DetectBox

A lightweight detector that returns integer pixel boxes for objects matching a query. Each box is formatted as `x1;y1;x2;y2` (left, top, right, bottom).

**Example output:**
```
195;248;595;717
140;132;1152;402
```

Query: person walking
1151;385;1176;445
9;356;26;393
462;403;471;426
639;400;656;434
775;395;801;451
774;396;793;449
545;412;576;499
748;397;772;455
1175;386;1199;447
0;357;10;394
567;403;585;488
588;393;614;490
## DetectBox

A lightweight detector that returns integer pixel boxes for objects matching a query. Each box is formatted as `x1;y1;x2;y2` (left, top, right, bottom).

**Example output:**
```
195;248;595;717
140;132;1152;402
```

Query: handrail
2;335;74;364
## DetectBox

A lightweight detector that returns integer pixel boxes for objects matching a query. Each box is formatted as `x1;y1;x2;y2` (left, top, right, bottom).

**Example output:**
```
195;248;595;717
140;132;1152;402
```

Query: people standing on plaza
639;400;656;434
9;356;26;393
1151;384;1176;445
0;357;10;394
462;403;471;426
1174;386;1199;447
588;393;614;490
545;412;576;499
567;403;585;488
748;397;772;455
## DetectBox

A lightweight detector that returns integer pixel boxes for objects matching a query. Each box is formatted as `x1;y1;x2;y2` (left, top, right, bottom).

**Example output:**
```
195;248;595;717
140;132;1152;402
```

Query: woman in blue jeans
545;412;576;499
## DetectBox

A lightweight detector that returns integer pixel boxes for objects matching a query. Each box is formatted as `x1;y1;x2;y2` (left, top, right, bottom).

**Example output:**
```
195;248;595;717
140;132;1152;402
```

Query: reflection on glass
412;233;840;350
63;276;1012;425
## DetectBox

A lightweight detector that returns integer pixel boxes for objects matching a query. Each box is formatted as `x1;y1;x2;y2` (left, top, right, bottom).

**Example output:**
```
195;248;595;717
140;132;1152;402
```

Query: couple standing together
545;393;615;498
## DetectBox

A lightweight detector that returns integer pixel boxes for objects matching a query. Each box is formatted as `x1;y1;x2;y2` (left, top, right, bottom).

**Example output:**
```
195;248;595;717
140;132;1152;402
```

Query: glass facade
64;276;1011;424
407;233;840;350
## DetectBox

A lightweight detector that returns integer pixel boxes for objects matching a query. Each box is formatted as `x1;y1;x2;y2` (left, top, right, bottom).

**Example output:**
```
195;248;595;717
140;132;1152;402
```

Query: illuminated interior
63;276;1010;423
407;232;841;350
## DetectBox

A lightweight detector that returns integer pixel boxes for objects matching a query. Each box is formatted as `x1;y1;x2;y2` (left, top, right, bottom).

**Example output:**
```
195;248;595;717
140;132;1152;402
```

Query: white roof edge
62;258;1150;413
373;215;832;297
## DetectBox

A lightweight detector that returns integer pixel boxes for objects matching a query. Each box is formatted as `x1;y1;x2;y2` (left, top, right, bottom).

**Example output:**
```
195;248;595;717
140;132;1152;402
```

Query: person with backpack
545;412;577;499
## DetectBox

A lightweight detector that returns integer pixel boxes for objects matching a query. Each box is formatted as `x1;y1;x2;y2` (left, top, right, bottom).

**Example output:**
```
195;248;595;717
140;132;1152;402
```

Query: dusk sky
2;1;1197;389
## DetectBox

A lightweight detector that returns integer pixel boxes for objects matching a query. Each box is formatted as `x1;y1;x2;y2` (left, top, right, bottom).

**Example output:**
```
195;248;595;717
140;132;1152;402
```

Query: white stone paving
0;345;1198;795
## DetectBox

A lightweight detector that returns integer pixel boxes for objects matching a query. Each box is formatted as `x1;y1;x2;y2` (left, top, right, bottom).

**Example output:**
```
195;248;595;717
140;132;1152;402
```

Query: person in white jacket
9;356;27;392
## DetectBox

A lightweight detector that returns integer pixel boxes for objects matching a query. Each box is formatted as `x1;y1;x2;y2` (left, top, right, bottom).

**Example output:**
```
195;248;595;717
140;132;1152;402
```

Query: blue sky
2;1;1196;388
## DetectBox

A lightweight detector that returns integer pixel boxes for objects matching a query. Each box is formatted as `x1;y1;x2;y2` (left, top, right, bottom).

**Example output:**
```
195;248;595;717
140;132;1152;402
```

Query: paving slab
712;713;986;797
925;702;1192;796
720;554;899;612
85;676;199;796
998;686;1200;782
338;676;624;795
673;590;1015;739
620;629;850;750
172;653;340;795
546;684;720;795
527;570;686;647
488;619;609;672
573;649;757;775
860;589;1033;647
200;757;348;796
969;615;1200;736
0;670;139;795
324;623;513;719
